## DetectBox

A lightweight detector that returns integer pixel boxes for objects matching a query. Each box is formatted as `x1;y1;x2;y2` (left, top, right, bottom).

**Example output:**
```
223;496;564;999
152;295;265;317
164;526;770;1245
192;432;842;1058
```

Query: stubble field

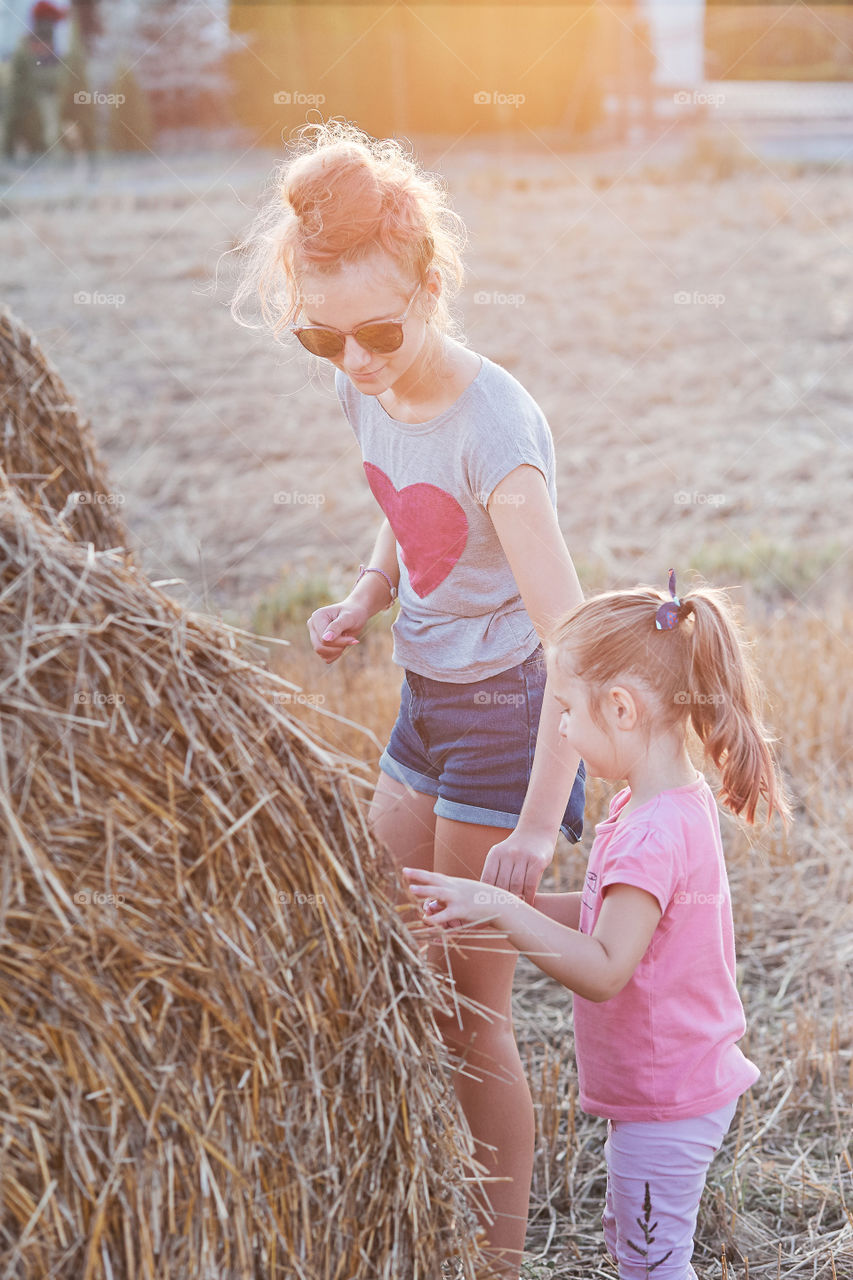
1;129;851;1276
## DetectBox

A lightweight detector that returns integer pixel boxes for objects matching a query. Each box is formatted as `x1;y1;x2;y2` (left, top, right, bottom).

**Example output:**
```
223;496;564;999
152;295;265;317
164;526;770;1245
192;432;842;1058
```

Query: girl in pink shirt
405;574;790;1278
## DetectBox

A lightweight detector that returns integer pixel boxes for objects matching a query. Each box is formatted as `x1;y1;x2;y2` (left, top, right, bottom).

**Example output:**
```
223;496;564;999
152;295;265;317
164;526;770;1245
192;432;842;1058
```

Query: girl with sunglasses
231;118;586;1280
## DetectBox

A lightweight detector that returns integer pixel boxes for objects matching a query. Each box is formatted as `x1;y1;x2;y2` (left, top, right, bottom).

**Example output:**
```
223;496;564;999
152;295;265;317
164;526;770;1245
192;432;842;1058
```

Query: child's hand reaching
402;867;521;930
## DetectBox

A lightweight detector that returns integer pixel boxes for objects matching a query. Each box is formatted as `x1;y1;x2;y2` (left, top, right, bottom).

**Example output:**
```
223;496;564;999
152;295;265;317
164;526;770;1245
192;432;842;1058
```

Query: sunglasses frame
288;282;423;358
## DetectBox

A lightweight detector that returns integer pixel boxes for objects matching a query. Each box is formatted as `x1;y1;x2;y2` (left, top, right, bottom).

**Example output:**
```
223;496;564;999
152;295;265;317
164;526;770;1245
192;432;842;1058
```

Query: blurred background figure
57;19;97;178
610;2;658;143
604;0;708;143
3;1;68;160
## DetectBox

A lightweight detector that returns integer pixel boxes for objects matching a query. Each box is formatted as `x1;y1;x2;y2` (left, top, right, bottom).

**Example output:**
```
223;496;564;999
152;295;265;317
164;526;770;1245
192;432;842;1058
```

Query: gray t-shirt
334;353;559;683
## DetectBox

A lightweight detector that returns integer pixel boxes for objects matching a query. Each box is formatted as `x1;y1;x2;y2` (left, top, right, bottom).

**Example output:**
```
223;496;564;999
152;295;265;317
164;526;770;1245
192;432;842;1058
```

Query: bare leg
428;816;533;1280
367;769;437;928
368;777;532;1279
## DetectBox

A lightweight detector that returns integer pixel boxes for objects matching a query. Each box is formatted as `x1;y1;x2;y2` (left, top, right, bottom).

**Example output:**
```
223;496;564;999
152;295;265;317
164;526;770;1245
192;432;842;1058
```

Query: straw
0;305;129;552
0;471;509;1279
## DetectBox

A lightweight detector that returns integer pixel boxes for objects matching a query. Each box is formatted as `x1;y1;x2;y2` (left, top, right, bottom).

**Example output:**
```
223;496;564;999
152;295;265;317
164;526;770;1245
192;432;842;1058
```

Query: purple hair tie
655;568;681;631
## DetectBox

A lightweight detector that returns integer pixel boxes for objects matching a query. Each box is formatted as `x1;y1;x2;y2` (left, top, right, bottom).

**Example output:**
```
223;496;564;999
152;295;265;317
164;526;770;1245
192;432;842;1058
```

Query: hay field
1;131;851;1276
1;132;850;615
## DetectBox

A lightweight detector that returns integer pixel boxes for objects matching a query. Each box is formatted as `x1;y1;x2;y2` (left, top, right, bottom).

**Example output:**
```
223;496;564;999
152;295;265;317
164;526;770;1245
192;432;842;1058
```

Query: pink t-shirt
573;771;760;1122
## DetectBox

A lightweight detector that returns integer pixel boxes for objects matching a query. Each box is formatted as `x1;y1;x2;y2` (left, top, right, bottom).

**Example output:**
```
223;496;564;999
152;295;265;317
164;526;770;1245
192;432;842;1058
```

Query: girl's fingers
419;905;450;927
402;870;468;928
405;884;436;898
418;892;456;918
414;896;465;927
403;869;448;890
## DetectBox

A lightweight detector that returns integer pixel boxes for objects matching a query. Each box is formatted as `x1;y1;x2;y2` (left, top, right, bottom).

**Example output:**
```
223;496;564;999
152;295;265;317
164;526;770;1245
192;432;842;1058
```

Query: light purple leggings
602;1096;739;1279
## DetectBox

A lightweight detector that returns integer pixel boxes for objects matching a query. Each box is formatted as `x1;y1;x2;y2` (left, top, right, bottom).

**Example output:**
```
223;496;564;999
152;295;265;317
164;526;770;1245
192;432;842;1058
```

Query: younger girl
405;575;791;1278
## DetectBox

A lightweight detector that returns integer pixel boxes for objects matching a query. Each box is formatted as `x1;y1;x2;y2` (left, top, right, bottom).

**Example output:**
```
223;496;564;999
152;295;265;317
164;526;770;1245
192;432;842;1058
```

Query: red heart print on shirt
363;462;468;598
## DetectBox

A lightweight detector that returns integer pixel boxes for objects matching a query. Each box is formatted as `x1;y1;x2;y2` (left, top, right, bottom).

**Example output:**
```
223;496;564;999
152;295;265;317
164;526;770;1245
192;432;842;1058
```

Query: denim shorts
378;643;586;842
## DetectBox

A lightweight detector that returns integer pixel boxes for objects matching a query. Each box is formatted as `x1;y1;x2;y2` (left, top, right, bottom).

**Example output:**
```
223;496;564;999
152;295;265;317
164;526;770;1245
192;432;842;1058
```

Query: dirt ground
1;126;850;625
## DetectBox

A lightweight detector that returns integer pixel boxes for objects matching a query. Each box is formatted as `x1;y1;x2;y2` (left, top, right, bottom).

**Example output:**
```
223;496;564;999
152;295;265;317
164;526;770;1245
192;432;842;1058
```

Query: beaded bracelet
356;564;398;610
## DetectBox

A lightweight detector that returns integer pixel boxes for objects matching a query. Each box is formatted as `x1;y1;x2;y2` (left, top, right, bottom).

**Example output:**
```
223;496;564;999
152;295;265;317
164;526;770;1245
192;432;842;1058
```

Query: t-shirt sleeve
599;825;682;916
465;397;556;510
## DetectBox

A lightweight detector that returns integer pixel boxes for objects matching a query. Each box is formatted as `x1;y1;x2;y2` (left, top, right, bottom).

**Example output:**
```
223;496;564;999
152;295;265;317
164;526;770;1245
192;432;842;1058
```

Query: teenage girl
230;119;586;1279
405;577;792;1278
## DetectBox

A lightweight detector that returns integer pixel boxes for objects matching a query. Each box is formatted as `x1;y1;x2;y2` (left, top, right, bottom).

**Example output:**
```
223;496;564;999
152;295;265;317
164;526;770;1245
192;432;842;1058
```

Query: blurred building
228;3;607;140
226;1;712;145
640;0;706;88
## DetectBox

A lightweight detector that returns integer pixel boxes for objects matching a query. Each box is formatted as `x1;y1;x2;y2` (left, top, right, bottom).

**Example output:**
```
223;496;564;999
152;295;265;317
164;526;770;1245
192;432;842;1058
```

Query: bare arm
493;883;661;1001
345;517;399;616
404;872;662;1003
307;518;399;661
476;465;583;899
532;891;582;931
488;465;584;844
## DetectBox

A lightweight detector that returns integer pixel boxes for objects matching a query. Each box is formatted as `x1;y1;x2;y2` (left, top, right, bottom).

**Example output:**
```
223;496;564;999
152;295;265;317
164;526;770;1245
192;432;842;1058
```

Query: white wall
639;0;706;87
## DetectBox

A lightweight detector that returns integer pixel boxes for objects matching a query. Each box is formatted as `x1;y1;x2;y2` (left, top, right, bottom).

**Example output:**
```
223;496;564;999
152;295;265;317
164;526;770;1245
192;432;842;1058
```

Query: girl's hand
402;867;521;930
479;828;554;906
306;600;368;663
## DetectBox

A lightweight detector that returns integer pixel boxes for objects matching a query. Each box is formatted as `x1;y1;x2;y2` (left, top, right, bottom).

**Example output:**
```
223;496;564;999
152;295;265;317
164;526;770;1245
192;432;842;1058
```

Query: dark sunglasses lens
294;328;345;358
354;323;404;354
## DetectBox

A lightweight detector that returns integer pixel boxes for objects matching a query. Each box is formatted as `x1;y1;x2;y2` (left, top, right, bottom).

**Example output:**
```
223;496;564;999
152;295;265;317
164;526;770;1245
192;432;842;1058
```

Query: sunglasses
288;283;422;359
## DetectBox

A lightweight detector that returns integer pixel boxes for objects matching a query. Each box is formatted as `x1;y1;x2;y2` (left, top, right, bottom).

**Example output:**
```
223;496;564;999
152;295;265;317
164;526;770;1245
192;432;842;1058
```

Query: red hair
227;118;467;347
545;582;792;827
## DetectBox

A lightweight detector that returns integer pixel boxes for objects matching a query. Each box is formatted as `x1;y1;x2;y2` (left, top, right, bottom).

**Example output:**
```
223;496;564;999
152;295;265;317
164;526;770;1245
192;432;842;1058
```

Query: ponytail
678;590;791;826
547;580;793;828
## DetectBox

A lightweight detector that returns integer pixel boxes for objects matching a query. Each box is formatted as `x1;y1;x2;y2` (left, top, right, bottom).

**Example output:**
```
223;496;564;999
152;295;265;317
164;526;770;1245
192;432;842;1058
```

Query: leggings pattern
602;1097;739;1278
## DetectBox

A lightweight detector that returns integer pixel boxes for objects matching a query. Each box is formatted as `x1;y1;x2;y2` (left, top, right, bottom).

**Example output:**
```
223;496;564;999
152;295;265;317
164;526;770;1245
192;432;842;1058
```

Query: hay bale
0;306;128;551
0;476;495;1279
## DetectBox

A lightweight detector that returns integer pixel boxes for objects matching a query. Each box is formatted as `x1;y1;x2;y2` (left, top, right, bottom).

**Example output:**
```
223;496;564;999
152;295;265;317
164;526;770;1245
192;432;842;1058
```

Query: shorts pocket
404;671;432;754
